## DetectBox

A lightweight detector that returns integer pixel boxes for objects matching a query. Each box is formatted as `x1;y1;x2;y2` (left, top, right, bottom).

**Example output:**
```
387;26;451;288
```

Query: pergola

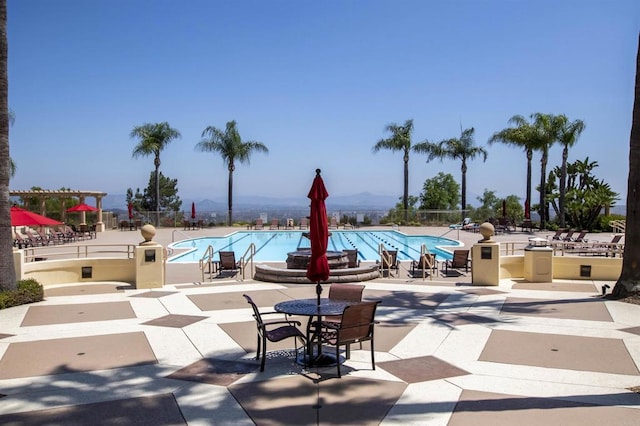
10;189;108;232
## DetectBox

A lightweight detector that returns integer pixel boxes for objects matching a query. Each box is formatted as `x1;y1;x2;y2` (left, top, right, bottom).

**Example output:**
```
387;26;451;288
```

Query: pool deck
1;226;639;425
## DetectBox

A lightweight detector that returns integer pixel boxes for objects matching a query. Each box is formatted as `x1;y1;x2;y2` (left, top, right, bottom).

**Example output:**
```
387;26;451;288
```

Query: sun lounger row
13;225;95;248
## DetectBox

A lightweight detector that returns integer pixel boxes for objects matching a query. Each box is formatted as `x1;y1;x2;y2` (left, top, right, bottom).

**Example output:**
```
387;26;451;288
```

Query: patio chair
411;253;438;280
377;248;399;277
444;249;470;275
254;218;264;230
343;249;361;268
323;284;365;325
299;217;308;230
242;294;306;372
218;251;242;276
318;300;380;377
269;219;279;230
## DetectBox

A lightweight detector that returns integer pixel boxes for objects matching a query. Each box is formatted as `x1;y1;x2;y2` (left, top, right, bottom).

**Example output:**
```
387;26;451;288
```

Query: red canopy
191;202;196;219
67;203;98;212
306;169;330;287
10;206;63;227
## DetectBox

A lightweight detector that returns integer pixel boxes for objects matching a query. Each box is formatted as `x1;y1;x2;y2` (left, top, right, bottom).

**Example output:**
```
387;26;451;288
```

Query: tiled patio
0;227;638;424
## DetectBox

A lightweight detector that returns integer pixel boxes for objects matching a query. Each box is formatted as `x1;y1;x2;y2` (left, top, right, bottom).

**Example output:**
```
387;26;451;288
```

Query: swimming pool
167;230;461;263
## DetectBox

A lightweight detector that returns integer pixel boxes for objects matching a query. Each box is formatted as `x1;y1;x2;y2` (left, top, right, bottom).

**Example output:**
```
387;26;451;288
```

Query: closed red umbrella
67;203;98;212
11;206;62;227
128;202;134;220
306;169;330;306
191;202;196;220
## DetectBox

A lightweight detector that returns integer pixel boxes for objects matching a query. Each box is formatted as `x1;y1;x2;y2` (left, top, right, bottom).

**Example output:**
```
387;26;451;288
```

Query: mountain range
101;192;399;212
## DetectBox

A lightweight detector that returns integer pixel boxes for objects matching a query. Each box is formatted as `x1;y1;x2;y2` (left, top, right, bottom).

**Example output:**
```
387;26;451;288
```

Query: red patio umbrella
67;203;99;212
10;206;62;227
306;169;330;306
127;202;134;220
191;202;196;220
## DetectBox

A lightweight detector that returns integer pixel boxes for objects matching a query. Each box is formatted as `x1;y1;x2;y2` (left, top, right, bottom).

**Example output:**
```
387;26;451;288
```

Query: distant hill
102;192;398;212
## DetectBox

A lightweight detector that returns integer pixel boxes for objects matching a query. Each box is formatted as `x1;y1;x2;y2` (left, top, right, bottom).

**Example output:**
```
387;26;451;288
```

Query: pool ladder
198;243;256;282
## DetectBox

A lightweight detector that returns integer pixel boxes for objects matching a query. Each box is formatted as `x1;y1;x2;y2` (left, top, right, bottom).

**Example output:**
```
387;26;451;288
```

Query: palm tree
526;113;563;230
488;115;538;220
0;0;16;290
372;119;414;223
612;33;640;298
196;120;268;225
414;127;487;222
130;122;181;226
556;115;585;228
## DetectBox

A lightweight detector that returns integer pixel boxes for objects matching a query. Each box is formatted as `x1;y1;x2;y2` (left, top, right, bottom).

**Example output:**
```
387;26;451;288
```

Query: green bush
0;278;44;310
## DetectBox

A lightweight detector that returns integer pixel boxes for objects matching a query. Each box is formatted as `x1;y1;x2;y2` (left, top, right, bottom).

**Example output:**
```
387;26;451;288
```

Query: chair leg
336;344;341;378
370;335;376;371
260;335;267;372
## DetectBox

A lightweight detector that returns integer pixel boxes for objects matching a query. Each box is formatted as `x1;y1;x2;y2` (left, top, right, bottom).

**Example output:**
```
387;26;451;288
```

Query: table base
297;349;342;367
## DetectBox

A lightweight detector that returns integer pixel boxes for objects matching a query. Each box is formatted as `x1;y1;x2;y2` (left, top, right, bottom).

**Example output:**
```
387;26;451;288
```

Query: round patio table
274;298;354;367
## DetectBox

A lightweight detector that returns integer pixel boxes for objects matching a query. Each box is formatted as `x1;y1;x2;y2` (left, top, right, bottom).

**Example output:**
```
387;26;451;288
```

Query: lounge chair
317;301;381;377
254;218;264;230
450;217;471;230
443;249;470;275
343;249;361;268
561;230;575;242
269;219;279;230
378;247;399;277
299;218;308;230
571;231;588;243
550;229;566;240
411;253;438;280
218;251;242;277
242;294;306;372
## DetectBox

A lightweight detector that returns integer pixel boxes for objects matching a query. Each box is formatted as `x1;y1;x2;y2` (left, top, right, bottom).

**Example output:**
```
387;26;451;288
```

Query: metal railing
23;244;136;262
240;243;256;281
198;245;216;282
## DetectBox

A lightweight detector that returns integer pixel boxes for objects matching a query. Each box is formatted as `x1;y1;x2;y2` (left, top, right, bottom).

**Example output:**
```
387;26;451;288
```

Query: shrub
0;278;44;310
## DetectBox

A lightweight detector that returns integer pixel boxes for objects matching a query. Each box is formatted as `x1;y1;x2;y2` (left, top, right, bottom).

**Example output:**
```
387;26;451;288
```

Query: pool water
167;230;460;263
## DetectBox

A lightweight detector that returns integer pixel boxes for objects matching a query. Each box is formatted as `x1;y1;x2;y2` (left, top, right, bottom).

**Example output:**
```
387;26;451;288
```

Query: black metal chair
243;294;306;372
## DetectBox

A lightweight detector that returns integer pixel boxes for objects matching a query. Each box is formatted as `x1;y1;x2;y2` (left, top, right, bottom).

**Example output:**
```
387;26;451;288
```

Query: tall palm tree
488;115;538;219
414;127;487;221
130;122;181;226
372;119;414;223
556;115;585;228
196;120;268;225
526;113;563;230
612;33;640;298
0;0;16;290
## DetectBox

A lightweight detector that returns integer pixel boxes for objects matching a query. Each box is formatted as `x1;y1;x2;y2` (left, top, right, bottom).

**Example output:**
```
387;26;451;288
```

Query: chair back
451;250;469;268
338;301;380;343
611;234;623;244
219;251;237;268
343;249;359;268
242;294;264;327
417;253;435;269
329;284;364;302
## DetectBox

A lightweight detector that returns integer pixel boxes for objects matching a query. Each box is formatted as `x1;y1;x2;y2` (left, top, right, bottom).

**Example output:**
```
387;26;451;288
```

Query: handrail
240;243;256;281
416;243;434;281
378;243;395;277
172;229;194;242
198;245;215;282
610;220;626;234
22;244;137;262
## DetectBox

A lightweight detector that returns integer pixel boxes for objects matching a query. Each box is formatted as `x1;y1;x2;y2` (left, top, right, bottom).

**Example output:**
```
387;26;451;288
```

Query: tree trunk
612;33;640;298
154;155;160;226
0;0;16;291
526;149;532;219
403;152;409;223
559;145;568;228
539;150;548;230
227;163;234;226
461;159;467;222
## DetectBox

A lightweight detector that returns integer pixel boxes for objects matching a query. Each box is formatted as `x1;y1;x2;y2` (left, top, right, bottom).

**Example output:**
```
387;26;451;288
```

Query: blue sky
7;0;639;207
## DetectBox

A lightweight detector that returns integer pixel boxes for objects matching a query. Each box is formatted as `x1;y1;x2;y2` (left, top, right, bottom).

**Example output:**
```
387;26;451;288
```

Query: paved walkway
0;227;638;425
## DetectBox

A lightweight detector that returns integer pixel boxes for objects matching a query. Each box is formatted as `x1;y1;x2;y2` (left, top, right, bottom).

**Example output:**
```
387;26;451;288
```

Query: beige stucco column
96;196;105;232
134;225;165;289
471;223;500;286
